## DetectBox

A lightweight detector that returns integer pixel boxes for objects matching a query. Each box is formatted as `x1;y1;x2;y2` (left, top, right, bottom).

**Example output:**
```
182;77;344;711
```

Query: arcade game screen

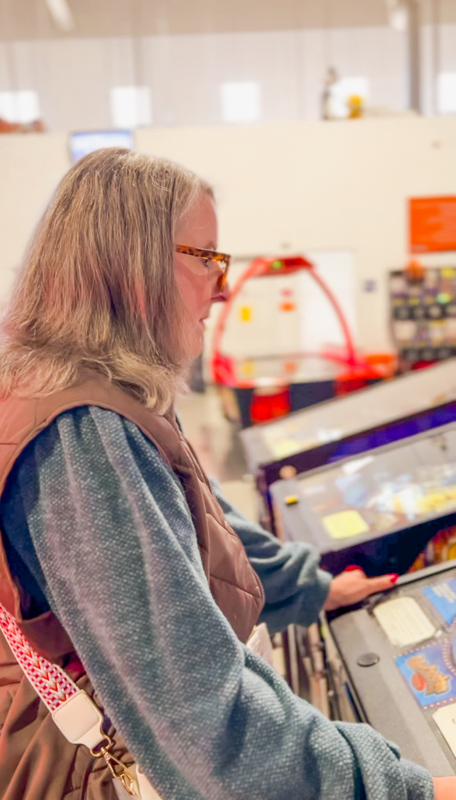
244;359;456;465
372;570;456;763
297;424;456;544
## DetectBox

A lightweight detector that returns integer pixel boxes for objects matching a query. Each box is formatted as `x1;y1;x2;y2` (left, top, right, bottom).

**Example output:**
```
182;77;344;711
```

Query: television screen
69;130;134;164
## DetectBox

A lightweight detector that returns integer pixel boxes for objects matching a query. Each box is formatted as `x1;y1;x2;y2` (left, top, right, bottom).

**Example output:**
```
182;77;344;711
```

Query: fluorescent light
437;73;456;114
45;0;74;32
221;81;261;123
109;86;152;129
386;0;408;32
0;91;40;123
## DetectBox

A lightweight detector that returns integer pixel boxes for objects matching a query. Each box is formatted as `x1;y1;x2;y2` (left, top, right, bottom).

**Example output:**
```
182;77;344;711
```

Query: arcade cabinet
242;358;456;493
270;422;456;577
328;561;456;775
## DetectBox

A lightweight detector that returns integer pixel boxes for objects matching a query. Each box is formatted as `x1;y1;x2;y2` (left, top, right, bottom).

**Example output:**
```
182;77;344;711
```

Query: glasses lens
218;263;228;290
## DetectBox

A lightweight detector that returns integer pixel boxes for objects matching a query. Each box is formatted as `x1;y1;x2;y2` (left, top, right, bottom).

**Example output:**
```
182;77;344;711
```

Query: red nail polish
345;565;362;572
390;574;399;584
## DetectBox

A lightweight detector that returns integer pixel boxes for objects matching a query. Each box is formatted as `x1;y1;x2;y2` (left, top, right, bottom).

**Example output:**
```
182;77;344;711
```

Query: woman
0;148;452;799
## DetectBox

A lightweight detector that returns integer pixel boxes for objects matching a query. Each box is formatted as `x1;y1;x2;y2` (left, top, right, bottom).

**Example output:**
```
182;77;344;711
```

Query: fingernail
345;564;362;572
389;574;399;584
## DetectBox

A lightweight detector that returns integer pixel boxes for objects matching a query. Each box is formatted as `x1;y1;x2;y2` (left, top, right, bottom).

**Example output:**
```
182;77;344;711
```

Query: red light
282;256;313;268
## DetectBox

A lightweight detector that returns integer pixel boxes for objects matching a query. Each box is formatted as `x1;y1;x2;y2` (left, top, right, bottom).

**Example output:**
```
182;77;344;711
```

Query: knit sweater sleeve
0;406;434;800
209;479;332;632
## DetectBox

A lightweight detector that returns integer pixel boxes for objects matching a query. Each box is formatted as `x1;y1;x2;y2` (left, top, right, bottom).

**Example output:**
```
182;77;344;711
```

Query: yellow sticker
240;306;252;322
272;439;302;458
284;495;299;506
240;360;255;376
322;510;369;540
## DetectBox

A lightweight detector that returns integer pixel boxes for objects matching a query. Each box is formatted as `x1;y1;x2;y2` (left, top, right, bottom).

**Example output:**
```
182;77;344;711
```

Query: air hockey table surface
270;422;456;575
328;561;456;776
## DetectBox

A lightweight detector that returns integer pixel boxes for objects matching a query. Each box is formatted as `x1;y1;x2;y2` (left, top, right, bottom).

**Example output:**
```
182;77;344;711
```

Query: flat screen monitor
69;130;134;164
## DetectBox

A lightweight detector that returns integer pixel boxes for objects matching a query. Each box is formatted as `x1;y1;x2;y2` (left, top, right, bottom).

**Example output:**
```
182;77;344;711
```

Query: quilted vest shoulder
0;376;264;656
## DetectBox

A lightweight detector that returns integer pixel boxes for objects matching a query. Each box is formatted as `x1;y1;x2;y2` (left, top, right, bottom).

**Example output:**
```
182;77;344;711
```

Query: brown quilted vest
0;378;265;800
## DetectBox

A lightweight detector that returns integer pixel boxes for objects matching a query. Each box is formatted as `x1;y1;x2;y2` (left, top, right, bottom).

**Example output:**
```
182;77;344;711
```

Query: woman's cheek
175;263;211;320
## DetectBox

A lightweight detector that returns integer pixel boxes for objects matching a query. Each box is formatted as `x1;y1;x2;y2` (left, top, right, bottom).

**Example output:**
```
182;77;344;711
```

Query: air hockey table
220;355;340;429
327;561;456;775
241;359;456;498
270;422;456;576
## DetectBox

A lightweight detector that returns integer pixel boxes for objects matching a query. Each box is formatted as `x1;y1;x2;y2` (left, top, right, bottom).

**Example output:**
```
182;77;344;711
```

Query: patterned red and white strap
0;602;78;712
0;601;160;799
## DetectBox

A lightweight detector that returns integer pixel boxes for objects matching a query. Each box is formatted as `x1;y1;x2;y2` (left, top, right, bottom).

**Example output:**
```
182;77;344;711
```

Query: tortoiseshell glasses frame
175;245;231;291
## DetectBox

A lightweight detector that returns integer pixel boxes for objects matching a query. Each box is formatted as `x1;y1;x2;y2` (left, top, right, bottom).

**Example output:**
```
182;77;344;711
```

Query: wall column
407;0;422;112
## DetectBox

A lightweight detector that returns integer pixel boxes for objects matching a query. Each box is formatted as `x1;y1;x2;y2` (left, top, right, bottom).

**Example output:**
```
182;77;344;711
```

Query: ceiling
0;0;455;41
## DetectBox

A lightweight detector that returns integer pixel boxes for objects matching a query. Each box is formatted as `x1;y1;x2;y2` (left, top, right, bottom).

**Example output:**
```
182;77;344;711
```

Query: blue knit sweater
0;406;433;800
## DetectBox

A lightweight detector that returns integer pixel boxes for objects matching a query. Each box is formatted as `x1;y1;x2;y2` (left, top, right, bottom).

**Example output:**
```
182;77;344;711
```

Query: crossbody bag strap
0;603;161;800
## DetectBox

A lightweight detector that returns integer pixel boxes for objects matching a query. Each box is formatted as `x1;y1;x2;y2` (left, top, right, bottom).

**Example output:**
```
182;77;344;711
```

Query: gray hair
0;148;214;412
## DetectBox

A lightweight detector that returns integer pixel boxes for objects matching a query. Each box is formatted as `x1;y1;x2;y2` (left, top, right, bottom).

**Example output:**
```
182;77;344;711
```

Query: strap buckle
91;737;141;797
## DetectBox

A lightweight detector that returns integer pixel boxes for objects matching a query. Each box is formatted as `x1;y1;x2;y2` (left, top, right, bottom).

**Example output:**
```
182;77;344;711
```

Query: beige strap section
52;690;105;750
111;765;164;799
136;767;164;800
53;691;163;799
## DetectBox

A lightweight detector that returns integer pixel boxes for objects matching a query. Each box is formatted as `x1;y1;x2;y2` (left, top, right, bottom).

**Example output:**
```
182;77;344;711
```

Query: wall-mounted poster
410;197;456;254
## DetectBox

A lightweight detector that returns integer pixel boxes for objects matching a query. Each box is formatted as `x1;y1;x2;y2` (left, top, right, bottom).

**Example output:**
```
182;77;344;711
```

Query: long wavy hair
0;148;213;412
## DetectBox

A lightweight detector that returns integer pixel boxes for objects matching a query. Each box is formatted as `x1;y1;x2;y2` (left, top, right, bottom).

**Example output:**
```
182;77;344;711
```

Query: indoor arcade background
4;0;456;781
1;0;456;369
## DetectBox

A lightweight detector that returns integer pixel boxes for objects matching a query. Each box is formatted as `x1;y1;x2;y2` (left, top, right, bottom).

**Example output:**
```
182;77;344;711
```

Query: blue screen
69;130;134;164
327;405;456;464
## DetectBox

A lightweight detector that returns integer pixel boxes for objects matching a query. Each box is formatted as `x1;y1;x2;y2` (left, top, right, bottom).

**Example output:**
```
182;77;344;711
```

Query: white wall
0;132;69;298
1;24;456;131
136;116;456;351
0;115;456;354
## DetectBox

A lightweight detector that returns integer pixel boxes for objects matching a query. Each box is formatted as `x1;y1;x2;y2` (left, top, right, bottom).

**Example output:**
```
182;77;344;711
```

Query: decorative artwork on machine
376;575;456;756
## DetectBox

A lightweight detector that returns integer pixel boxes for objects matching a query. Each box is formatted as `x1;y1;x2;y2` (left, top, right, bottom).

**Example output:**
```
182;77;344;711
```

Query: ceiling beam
0;0;455;41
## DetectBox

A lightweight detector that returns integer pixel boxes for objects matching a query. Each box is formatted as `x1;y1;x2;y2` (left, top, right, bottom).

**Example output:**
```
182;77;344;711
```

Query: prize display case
390;267;456;367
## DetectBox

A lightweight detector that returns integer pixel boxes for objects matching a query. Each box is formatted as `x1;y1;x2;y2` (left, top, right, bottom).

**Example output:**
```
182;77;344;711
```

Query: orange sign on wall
410;196;456;254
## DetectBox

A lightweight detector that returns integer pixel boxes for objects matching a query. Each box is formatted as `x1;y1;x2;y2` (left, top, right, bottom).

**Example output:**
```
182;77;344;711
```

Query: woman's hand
433;776;456;799
323;566;399;612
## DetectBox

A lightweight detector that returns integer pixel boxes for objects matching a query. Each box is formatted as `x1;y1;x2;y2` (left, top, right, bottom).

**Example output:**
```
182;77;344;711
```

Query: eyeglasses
175;245;231;291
